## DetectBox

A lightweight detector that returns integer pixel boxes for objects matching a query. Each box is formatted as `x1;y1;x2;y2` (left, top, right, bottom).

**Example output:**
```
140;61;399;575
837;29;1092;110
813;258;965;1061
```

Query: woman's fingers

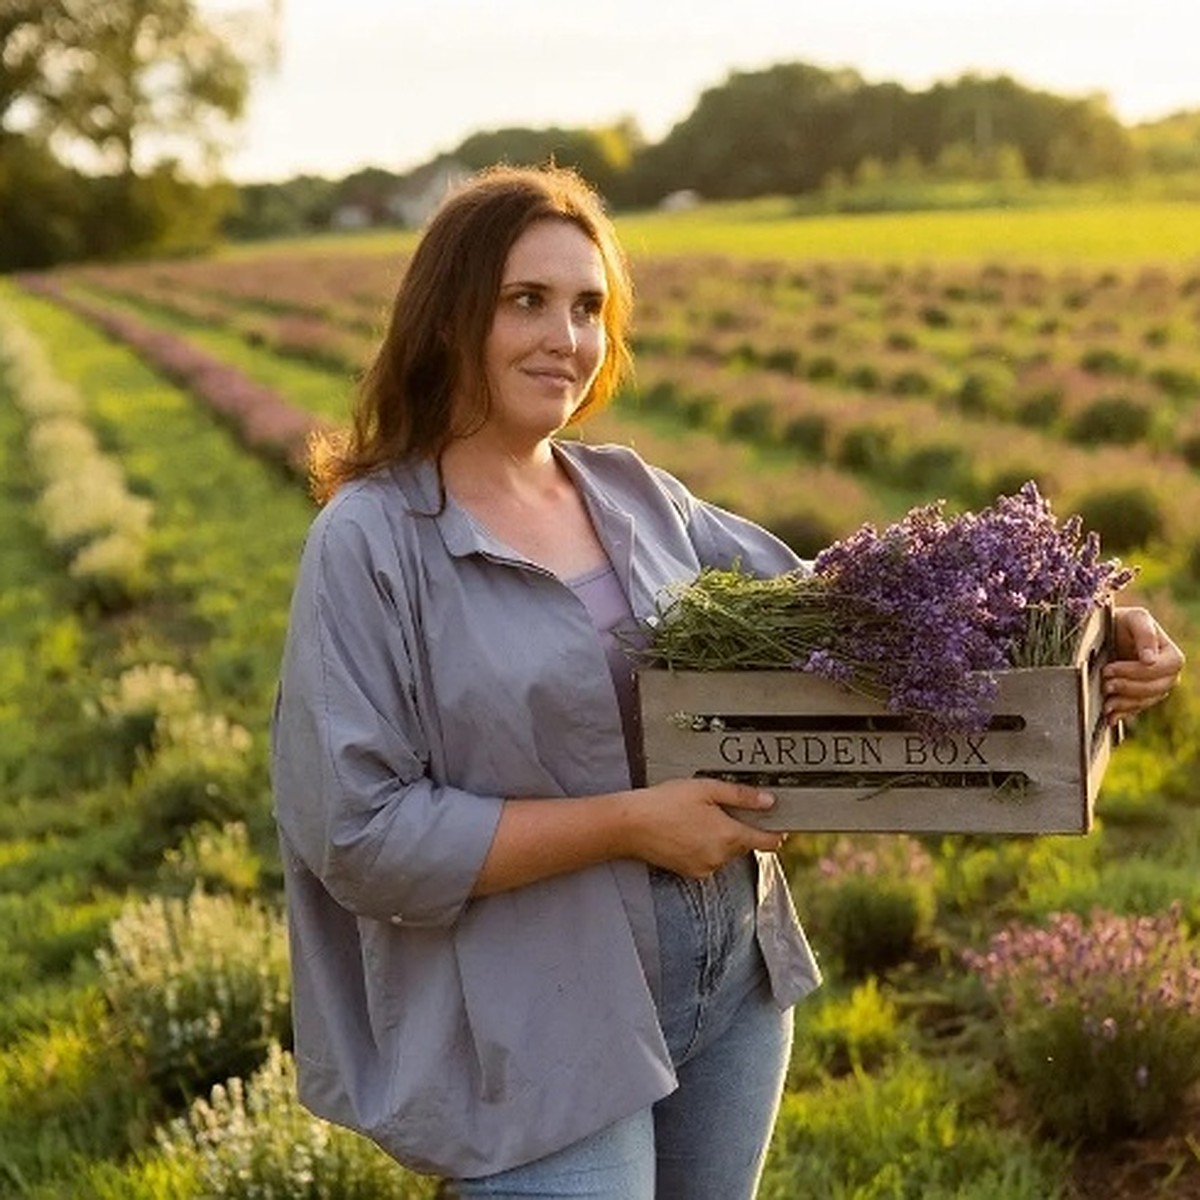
1105;607;1185;722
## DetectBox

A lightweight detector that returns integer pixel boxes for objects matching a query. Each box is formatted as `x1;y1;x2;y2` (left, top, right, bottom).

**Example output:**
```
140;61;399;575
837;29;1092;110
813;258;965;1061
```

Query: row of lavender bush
0;310;152;608
15;276;326;481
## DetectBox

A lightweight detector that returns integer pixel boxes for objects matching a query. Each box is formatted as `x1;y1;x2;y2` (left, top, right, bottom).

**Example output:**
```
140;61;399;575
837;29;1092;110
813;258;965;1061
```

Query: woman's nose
543;305;577;354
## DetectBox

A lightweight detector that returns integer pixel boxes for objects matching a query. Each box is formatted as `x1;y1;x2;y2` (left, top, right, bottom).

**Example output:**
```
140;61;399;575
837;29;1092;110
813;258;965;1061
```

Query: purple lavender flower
804;481;1134;737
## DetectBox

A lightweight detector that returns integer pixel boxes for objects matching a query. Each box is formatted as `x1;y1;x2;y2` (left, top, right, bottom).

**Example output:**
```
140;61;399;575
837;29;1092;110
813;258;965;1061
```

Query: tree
0;0;277;265
913;74;1133;182
631;63;870;203
0;0;60;128
6;0;278;178
450;121;643;203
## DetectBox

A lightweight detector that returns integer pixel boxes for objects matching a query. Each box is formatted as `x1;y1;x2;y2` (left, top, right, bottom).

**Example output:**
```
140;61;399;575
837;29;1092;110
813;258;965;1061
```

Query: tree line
230;66;1197;243
3;7;1197;269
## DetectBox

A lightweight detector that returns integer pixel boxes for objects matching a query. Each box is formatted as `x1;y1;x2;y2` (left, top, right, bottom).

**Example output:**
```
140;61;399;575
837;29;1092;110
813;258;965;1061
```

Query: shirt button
389;914;404;925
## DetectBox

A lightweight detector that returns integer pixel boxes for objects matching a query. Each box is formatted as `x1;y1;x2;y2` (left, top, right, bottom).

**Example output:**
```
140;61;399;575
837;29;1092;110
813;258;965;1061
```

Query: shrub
805;978;904;1076
836;423;894;474
781;413;828;458
158;821;263;898
807;836;936;977
3;313;155;609
761;1056;1065;1199
132;709;258;843
1013;385;1063;428
763;346;801;374
633;379;678;412
0;994;149;1188
1067;394;1152;445
1074;484;1165;553
680;391;718;429
889;367;934;396
726;398;775;442
769;511;839;559
153;1043;438;1200
844;363;882;391
804;353;838;381
965;905;1200;1142
956;364;1015;418
87;663;199;782
1079;346;1140;376
1149;364;1200;399
96;889;291;1101
894;442;970;492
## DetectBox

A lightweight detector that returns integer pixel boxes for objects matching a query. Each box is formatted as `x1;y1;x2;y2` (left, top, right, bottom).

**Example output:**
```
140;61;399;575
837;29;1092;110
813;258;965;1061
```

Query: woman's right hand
473;779;785;897
619;778;785;877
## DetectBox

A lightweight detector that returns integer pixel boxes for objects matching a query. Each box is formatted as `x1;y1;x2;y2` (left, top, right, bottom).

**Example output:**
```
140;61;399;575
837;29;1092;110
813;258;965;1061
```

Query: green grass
218;196;1200;266
616;198;1200;264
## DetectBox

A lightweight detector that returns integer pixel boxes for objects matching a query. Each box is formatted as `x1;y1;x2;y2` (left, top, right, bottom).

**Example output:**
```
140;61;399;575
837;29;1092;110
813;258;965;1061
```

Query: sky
222;0;1200;183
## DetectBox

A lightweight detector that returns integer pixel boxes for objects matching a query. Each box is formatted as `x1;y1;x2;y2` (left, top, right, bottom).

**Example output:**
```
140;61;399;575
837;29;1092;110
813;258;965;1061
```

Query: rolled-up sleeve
271;503;504;928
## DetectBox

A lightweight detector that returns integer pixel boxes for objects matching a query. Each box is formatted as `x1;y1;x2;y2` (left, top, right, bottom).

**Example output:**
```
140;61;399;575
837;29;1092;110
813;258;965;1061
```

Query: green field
222;197;1200;266
618;198;1200;263
3;196;1200;1198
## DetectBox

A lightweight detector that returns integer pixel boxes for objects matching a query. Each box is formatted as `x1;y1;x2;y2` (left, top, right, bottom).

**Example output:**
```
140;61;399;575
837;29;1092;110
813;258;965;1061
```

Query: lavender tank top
566;562;642;773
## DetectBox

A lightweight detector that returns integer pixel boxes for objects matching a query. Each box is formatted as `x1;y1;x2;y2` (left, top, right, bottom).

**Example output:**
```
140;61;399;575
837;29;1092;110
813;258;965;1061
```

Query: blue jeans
451;855;792;1198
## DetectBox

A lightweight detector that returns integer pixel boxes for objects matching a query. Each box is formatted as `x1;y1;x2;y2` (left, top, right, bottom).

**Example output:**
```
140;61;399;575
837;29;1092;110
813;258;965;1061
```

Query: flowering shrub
96;890;291;1101
1;312;153;606
965;905;1200;1141
155;1043;438;1199
133;709;259;850
159;821;263;898
806;835;937;977
97;663;201;722
646;482;1134;737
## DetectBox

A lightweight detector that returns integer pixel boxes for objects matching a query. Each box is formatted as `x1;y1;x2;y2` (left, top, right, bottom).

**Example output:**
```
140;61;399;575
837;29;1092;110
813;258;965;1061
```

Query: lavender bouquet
644;483;1135;739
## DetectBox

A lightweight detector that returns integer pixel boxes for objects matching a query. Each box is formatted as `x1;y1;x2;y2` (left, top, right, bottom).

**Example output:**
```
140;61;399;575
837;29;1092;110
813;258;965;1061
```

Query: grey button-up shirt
271;440;821;1178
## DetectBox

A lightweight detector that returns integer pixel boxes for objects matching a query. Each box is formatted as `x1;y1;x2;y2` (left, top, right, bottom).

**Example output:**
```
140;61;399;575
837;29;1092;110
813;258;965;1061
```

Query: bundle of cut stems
642;568;838;671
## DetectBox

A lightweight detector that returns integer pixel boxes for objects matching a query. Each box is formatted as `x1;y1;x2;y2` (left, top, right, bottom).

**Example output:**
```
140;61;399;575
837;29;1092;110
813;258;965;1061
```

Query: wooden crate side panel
636;666;1099;834
735;785;1085;834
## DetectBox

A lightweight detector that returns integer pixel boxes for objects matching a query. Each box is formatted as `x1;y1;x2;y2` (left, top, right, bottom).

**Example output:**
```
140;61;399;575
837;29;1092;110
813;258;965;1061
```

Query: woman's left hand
1104;606;1186;725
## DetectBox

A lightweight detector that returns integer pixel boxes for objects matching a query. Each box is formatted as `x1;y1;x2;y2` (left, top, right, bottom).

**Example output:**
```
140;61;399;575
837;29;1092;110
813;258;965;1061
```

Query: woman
271;164;1183;1197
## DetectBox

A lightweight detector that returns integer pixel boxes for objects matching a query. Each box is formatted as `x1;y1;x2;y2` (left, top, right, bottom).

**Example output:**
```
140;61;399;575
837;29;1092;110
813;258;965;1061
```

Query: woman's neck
440;430;560;503
438;434;608;577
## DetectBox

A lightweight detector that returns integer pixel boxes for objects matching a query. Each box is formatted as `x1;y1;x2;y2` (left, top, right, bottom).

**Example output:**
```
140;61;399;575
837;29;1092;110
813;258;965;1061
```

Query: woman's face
479;218;608;445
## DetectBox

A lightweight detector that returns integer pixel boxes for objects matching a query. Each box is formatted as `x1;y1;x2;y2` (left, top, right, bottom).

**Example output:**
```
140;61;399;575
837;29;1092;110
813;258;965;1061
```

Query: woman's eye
575;297;604;322
513;291;541;310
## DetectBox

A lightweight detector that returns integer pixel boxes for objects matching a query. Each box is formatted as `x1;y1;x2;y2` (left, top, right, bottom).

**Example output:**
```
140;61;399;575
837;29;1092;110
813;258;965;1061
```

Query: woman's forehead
502;220;607;288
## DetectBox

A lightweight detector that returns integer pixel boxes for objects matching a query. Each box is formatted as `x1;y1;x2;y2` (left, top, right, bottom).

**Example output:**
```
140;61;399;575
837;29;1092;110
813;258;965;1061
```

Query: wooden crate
636;604;1118;834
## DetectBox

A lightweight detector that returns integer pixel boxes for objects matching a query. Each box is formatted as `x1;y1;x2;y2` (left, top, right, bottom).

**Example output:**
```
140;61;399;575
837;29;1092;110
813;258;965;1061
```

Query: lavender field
2;204;1200;1197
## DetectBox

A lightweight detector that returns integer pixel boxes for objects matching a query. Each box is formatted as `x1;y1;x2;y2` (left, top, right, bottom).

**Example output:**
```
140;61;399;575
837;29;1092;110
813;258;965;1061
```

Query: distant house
329;203;373;231
658;188;702;212
386;160;471;228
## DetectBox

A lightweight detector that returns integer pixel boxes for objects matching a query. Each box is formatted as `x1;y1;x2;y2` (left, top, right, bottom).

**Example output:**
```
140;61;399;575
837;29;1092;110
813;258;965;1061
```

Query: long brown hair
309;163;635;503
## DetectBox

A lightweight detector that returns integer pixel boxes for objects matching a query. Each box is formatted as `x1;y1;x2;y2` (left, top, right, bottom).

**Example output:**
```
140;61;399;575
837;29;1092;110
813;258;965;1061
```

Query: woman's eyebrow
500;279;607;298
